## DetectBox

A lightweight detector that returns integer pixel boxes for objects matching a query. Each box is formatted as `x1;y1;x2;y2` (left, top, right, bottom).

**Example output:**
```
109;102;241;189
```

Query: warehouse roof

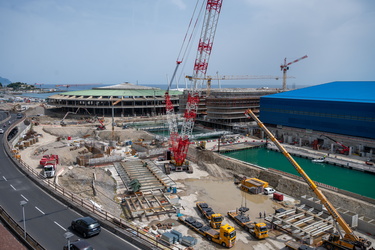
262;81;375;103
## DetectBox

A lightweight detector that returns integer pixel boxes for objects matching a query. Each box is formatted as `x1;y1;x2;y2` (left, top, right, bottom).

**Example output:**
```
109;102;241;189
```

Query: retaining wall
188;146;375;222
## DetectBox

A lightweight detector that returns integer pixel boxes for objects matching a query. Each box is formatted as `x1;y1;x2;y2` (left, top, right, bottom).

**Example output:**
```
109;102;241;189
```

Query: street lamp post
64;232;74;250
20;200;27;239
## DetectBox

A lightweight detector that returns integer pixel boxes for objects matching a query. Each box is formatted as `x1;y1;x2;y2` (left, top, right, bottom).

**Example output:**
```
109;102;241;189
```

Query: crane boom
167;0;223;166
244;109;372;249
280;55;307;91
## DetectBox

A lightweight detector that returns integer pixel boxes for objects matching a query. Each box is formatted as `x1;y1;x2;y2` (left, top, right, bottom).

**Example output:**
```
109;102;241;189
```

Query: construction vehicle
227;206;268;240
39;154;59;167
163;161;193;175
43;162;56;178
60;108;91;126
245;108;372;250
95;116;106;130
196;202;223;229
240;177;269;194
178;214;236;248
196;140;206;150
164;0;223;168
321;135;350;155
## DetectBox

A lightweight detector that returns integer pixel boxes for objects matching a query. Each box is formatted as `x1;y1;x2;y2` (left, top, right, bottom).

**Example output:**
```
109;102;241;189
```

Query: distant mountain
0;77;11;85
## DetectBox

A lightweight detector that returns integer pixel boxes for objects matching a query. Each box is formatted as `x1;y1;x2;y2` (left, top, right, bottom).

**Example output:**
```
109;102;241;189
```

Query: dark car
71;217;101;238
63;239;94;250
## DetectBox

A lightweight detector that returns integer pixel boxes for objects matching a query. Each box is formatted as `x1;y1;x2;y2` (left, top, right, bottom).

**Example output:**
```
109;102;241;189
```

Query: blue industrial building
259;81;375;140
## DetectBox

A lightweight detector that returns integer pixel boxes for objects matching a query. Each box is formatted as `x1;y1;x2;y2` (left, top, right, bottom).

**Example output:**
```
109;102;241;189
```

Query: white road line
54;221;66;231
21;195;29;201
10;184;16;191
3;176;7;181
35;206;45;215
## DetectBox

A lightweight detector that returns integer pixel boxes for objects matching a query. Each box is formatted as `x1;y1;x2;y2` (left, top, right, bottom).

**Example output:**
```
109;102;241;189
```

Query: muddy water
182;177;286;249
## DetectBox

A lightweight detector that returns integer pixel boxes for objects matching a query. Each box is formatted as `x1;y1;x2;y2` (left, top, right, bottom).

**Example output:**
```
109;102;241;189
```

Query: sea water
222;147;375;199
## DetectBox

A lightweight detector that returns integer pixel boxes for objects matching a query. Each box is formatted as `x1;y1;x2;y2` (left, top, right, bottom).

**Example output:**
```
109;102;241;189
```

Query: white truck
43;162;56;178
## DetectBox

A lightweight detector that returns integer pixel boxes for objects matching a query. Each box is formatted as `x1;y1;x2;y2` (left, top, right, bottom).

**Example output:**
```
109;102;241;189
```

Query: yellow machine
240;177;269;194
227;207;268;239
178;215;236;248
196;202;224;229
245;109;372;249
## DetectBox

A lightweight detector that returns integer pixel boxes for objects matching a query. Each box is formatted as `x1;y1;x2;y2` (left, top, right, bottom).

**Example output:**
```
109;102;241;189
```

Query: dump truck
196;202;224;229
178;215;236;248
227;206;268;239
240;177;268;194
245;109;372;249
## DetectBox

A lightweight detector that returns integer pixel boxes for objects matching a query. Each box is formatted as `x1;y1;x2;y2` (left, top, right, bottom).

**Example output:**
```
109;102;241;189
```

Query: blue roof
263;81;375;103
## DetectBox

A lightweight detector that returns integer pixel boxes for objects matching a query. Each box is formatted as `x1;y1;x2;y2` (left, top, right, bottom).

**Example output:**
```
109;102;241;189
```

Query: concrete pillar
330;144;334;153
299;138;302;147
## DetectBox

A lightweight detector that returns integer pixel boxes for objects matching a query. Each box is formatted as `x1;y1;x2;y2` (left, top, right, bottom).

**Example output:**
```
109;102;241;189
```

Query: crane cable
168;0;205;91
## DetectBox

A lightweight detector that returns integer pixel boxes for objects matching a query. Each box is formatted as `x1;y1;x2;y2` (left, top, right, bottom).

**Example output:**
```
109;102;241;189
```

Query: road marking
3;176;7;181
21;195;29;201
35;206;45;215
54;221;66;231
10;184;16;190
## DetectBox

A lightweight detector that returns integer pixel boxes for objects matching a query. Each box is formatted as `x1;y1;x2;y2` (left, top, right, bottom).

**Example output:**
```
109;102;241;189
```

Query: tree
7;82;35;90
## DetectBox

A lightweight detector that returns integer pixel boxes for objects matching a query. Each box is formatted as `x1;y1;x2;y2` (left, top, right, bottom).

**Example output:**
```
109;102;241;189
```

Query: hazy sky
0;0;374;89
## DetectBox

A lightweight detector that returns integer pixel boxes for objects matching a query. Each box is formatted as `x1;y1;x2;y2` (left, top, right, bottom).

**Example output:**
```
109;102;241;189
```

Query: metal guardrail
2;113;182;250
0;205;45;250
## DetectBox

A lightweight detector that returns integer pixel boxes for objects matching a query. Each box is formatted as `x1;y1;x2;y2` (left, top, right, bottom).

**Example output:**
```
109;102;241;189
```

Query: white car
264;187;275;195
0;128;4;134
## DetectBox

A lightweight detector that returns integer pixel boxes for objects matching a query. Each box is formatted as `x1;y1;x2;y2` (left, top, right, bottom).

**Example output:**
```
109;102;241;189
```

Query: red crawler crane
165;0;223;166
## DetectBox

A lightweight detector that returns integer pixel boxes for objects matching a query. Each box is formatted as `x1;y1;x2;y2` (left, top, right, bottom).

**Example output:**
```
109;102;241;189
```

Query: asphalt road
0;113;140;250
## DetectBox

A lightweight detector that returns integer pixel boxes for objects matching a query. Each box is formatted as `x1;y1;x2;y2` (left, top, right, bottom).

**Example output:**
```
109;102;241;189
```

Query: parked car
71;217;101;238
264;187;276;195
63;239;94;250
0;128;4;134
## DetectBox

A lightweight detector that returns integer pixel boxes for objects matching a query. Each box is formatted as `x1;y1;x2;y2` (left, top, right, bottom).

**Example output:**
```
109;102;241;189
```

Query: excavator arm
244;109;372;248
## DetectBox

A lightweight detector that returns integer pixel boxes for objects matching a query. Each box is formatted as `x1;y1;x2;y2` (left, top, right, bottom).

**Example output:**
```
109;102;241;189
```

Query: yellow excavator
245;109;372;250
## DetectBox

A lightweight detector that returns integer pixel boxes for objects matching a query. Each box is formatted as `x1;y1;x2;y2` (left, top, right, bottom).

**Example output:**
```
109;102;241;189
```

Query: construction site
2;0;375;249
1;97;371;250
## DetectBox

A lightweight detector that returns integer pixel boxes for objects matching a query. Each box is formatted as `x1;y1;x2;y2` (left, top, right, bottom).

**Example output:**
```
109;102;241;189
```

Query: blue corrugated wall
260;97;375;139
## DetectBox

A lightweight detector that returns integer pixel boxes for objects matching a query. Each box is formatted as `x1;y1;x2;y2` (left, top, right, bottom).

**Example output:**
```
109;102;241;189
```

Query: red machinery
40;154;59;167
94;116;106;130
165;0;223;166
321;135;349;155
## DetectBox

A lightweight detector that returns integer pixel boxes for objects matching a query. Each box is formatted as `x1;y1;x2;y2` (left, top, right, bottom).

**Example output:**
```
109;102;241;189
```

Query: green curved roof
58;89;182;97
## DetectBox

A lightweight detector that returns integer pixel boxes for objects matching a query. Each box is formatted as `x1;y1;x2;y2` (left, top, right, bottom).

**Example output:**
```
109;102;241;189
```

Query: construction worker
259;212;262;218
264;211;266;218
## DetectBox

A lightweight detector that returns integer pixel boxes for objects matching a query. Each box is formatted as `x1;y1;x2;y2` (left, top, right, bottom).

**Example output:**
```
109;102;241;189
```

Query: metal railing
3;114;182;250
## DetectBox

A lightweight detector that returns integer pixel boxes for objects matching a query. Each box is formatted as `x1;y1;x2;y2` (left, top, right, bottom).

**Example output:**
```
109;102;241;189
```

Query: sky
0;0;374;89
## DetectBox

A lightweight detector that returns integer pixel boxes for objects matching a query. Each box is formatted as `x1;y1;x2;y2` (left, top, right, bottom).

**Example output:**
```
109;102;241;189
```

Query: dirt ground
15;113;375;250
16;117;297;250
